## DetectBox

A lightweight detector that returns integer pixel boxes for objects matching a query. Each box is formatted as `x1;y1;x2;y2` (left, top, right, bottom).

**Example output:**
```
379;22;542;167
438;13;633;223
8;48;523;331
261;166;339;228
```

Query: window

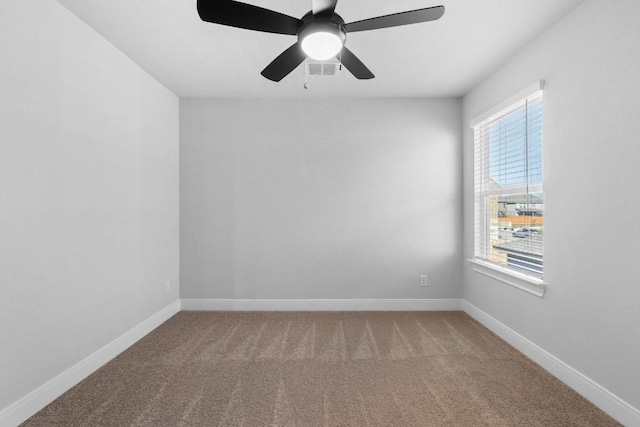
472;82;544;280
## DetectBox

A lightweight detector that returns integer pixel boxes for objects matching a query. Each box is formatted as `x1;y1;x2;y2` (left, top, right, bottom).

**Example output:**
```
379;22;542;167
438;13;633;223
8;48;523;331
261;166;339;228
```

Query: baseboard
0;300;181;427
462;300;640;427
181;298;463;311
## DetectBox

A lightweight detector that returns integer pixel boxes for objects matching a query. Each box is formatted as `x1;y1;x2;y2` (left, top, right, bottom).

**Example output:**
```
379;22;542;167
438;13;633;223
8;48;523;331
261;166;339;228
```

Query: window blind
473;89;544;277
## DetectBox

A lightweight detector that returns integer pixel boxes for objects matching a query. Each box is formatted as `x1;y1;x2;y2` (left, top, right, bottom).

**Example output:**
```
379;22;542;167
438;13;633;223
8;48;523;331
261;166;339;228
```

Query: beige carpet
23;311;619;426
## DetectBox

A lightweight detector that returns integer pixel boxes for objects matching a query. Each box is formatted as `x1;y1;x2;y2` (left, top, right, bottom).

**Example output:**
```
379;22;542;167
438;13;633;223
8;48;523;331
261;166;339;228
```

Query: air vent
306;61;339;77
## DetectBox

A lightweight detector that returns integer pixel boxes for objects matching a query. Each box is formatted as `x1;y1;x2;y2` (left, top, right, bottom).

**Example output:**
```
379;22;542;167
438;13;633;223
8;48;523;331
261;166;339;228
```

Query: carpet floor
23;311;619;426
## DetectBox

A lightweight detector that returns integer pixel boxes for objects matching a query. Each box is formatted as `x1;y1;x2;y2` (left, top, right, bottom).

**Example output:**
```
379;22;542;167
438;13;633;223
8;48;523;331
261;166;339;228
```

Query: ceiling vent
306;61;340;77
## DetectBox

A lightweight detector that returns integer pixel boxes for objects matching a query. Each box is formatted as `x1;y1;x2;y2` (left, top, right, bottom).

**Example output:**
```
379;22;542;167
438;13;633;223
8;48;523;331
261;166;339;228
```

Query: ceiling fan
197;0;444;82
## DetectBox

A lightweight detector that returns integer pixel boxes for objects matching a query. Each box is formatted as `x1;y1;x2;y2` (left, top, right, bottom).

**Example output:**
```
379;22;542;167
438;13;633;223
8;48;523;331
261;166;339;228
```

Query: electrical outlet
420;275;428;287
164;280;171;293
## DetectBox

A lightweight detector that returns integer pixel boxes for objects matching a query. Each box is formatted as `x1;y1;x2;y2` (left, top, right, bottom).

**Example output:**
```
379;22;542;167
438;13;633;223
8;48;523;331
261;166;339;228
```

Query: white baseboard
181;298;463;311
0;300;181;427
462;300;640;427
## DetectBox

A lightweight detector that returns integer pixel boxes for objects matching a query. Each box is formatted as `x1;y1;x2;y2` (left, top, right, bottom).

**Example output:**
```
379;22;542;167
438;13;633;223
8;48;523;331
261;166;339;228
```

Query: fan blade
345;5;444;33
197;0;301;35
261;43;307;82
340;47;374;79
312;0;338;16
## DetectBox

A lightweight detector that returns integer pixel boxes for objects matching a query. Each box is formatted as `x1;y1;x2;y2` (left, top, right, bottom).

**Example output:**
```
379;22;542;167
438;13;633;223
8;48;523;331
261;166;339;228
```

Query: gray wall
180;98;462;300
0;0;179;410
462;0;640;410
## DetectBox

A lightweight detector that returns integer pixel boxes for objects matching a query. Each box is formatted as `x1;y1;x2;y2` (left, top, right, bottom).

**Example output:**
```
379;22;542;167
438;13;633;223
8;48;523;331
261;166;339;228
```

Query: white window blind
473;87;544;278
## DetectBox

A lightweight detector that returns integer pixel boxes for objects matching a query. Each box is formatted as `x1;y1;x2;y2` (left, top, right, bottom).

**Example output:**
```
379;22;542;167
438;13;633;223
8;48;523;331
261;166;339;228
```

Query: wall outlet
420;275;428;287
164;280;171;293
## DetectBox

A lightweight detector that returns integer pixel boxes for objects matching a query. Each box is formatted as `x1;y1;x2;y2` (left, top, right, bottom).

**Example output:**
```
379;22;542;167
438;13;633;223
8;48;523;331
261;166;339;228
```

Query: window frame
468;80;548;297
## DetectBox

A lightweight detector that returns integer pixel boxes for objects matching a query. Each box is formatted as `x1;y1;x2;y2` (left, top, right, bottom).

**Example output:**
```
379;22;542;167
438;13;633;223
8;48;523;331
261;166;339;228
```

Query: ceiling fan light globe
301;32;343;60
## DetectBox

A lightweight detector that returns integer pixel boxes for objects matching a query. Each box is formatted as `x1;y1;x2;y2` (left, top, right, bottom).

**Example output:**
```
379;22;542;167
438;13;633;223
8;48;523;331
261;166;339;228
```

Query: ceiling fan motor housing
298;12;347;47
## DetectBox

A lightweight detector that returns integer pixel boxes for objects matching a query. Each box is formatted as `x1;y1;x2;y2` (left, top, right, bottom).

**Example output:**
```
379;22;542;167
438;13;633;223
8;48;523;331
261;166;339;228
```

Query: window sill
467;259;547;298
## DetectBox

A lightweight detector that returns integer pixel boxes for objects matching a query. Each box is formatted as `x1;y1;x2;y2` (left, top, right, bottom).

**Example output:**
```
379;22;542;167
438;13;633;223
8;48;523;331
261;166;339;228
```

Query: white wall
0;0;179;411
462;0;640;412
181;98;462;300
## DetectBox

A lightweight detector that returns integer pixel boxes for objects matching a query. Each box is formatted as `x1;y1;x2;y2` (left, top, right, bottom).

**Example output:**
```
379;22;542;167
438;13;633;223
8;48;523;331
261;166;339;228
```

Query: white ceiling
55;0;584;98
